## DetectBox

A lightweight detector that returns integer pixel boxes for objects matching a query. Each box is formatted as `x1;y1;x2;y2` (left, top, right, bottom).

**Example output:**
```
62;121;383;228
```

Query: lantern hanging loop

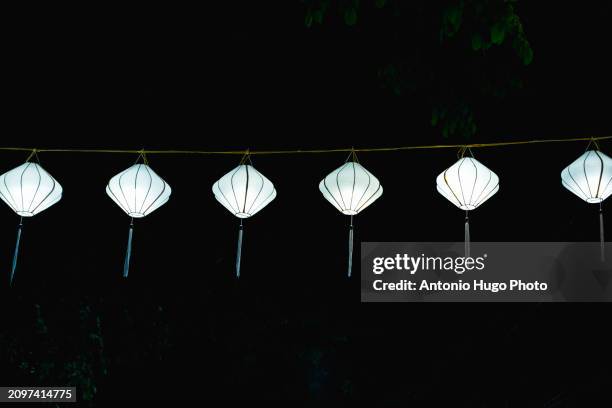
25;148;40;163
457;145;475;159
134;148;149;165
344;147;359;163
239;149;252;165
585;137;601;152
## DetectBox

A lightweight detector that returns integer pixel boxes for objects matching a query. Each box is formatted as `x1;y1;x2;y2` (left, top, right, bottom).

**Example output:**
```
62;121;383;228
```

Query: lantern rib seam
133;164;143;213
19;162;32;212
243;164;250;214
354;168;373;211
27;164;43;213
141;180;168;216
117;168;132;214
349;162;357;211
2;174;18;210
29;174;57;215
245;170;265;215
336;164;348;211
107;184;127;215
355;184;382;213
249;188;276;215
468;158;478;206
474;182;499;208
562;179;583;199
562;170;585;200
567;166;589;201
137;165;154;214
583;151;594;199
457;158;467;207
472;168;493;208
600;174;612;199
0;187;18;213
595;151;604;199
229;165;243;214
443;167;462;208
322;178;344;212
214;181;236;214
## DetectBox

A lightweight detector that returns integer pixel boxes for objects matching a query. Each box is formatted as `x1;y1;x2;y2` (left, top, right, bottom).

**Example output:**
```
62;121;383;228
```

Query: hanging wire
239;149;253;165
0;136;610;157
585;137;602;152
344;147;359;163
25;148;41;163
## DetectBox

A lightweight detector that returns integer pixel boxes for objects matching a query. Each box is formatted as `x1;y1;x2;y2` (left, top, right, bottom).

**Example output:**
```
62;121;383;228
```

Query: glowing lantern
107;162;172;277
436;154;499;257
561;148;612;261
319;155;383;277
213;160;276;277
0;160;63;285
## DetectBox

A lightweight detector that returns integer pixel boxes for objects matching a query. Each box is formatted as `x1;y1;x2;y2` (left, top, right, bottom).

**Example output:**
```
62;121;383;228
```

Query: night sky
1;2;612;406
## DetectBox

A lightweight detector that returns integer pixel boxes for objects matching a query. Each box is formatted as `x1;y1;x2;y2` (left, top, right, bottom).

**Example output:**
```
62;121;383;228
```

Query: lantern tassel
10;218;23;286
464;211;470;258
348;215;354;278
123;218;134;278
600;204;605;263
236;220;244;278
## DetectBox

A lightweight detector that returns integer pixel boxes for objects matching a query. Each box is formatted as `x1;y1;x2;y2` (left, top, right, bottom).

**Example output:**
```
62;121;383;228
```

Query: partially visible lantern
107;162;172;277
0;160;63;285
213;161;276;277
436;154;499;257
319;156;383;277
561;148;612;261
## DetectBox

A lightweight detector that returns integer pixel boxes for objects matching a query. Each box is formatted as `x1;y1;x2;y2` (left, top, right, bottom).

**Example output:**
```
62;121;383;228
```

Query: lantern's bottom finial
10;218;23;286
236;219;244;278
123;218;134;278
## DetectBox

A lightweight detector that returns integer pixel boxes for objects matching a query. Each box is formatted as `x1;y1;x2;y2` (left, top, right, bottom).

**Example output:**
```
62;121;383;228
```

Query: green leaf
375;0;386;8
305;11;313;28
522;47;533;65
491;23;505;45
313;9;323;24
471;34;483;51
344;7;357;26
431;110;438;126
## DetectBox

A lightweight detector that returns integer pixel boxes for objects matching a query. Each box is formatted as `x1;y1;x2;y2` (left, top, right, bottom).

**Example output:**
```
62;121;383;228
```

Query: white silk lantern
561;148;612;261
213;162;276;277
436;155;499;256
319;157;383;277
107;162;172;277
0;161;63;285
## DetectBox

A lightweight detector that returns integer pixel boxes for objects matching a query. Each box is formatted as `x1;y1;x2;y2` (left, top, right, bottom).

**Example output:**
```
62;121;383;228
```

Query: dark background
0;1;611;406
